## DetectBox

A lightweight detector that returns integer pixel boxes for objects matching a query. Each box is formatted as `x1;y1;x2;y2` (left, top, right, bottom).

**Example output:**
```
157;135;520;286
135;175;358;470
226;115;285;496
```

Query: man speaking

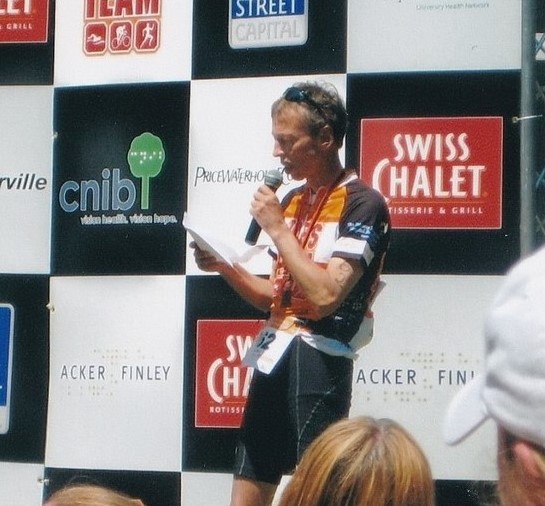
192;81;391;506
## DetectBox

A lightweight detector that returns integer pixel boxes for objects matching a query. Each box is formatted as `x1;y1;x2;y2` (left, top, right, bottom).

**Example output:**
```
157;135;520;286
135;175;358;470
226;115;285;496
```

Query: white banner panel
54;0;193;86
185;74;346;275
182;471;290;506
352;273;502;480
46;276;185;472
0;462;44;506
0;87;52;274
347;0;521;73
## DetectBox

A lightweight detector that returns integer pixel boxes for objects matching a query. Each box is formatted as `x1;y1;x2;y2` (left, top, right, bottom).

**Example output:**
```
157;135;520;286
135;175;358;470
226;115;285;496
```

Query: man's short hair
272;81;348;148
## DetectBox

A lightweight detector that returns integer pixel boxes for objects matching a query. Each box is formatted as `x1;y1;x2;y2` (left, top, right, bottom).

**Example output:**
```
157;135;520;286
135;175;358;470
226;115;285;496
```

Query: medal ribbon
276;171;347;307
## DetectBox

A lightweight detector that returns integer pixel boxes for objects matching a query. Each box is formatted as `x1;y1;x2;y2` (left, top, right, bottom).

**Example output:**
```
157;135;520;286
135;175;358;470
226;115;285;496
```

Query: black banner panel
43;468;180;506
0;275;49;463
346;72;521;275
192;0;347;79
183;276;266;472
51;83;189;275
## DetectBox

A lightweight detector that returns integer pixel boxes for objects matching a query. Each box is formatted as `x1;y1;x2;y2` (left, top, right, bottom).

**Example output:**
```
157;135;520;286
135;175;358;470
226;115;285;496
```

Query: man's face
271;105;323;181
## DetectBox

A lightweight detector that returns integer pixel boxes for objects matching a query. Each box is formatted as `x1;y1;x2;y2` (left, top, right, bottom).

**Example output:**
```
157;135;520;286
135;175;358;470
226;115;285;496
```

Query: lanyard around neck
292;170;346;249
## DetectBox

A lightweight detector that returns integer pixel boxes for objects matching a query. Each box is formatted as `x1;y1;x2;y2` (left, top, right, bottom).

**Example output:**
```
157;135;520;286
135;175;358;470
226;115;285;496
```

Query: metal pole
520;0;537;257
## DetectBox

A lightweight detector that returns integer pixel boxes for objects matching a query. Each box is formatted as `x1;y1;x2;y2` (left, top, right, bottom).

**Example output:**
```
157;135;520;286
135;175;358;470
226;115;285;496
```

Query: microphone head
264;169;283;190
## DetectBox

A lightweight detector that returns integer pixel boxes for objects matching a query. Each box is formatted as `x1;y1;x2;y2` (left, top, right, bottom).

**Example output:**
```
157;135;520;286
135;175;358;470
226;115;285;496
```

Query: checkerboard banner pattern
0;1;523;504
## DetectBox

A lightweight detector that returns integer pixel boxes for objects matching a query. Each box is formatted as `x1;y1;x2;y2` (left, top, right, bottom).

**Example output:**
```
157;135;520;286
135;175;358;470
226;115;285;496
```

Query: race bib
242;326;297;374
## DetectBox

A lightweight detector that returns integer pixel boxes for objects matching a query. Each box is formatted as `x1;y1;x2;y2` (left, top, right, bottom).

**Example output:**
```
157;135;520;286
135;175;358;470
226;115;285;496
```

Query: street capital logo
229;0;308;49
84;0;161;55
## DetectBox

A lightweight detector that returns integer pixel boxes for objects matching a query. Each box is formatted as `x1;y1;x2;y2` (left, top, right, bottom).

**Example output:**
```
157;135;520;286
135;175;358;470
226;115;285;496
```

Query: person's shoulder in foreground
278;415;434;506
443;245;545;506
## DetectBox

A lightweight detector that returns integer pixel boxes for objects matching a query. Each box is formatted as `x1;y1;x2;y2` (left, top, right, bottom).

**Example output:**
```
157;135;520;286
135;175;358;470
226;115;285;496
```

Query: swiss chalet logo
0;0;49;43
360;117;503;230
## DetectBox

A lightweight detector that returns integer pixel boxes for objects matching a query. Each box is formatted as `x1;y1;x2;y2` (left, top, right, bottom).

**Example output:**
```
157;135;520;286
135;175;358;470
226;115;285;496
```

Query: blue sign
229;0;308;49
231;0;305;19
0;305;13;408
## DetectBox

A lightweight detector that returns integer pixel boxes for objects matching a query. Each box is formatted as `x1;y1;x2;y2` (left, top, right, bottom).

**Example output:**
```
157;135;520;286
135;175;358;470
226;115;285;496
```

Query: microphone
245;169;283;245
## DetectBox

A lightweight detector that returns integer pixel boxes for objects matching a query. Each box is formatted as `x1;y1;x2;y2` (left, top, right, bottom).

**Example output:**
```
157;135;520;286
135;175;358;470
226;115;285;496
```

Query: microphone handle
245;219;262;246
244;169;283;246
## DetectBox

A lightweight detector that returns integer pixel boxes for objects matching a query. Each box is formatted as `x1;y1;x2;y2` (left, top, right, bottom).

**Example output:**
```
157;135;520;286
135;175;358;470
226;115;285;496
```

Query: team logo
229;0;308;49
84;0;161;55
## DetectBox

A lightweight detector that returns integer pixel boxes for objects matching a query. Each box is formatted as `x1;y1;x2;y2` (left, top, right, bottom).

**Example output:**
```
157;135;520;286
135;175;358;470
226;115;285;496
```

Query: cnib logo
127;132;165;210
58;132;178;228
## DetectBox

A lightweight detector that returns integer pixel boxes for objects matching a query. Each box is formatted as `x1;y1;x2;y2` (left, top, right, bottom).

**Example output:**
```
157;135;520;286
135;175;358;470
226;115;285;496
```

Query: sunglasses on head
283;87;325;116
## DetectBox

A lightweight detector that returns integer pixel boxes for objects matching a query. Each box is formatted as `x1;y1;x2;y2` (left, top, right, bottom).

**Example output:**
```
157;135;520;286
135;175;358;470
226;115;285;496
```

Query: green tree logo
127;132;165;210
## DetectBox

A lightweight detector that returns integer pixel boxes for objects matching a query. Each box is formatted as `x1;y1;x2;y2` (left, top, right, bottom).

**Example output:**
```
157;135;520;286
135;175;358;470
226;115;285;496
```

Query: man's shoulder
345;174;387;205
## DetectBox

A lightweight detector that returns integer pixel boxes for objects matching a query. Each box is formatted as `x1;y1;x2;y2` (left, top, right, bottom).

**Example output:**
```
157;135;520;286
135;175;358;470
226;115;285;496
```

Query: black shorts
233;336;353;485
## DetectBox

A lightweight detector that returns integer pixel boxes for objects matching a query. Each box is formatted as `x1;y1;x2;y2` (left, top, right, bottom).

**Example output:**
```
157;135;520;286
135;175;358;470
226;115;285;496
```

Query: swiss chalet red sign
195;319;263;428
360;117;503;229
0;0;49;43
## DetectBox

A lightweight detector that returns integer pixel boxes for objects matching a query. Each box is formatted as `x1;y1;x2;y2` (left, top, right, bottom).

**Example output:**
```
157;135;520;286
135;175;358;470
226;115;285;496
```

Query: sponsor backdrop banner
0;0;54;84
0;275;49;463
0;463;45;505
186;74;345;276
350;274;501;481
347;0;521;73
52;83;189;275
0;0;528;504
347;72;521;275
0;87;52;275
361;116;503;229
195;319;263;429
0;0;49;43
228;0;308;49
46;275;184;472
54;0;193;85
193;0;347;79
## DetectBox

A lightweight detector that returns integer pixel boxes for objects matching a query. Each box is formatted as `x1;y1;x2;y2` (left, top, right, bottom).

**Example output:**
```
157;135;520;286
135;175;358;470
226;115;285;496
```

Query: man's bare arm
191;242;273;312
267;225;364;318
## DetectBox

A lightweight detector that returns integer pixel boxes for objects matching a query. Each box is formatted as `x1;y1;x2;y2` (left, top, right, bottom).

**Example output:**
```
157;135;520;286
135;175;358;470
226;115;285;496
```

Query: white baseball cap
443;245;545;446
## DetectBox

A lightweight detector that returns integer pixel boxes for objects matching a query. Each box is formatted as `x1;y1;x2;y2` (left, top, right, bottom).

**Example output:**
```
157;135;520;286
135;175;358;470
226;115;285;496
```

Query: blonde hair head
44;484;145;506
278;416;434;506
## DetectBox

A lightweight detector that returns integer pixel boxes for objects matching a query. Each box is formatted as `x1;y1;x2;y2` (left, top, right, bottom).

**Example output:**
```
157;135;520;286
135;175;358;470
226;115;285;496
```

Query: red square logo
0;0;49;43
360;117;503;229
195;319;263;428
